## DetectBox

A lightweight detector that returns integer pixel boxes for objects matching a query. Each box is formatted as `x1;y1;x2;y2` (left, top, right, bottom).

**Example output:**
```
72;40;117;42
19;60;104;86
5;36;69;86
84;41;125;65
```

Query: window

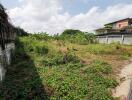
119;24;121;28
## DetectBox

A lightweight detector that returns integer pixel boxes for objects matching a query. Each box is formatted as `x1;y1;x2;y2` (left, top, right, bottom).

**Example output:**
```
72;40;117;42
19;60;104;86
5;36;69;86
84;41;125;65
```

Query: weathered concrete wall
97;36;107;43
107;36;122;44
123;35;132;45
97;35;132;45
0;43;15;81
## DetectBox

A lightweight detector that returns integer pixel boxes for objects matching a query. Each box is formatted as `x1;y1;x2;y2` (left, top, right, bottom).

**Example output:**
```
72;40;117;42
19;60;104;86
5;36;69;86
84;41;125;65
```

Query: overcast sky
1;0;132;34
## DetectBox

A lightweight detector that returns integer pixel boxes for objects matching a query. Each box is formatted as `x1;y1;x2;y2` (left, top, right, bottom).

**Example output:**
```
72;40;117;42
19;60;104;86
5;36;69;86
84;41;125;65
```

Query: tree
62;29;81;35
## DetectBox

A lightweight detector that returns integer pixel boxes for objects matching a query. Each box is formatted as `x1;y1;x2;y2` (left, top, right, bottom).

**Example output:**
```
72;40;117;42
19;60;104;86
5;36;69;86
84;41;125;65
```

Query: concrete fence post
97;36;99;43
122;35;124;44
106;36;109;44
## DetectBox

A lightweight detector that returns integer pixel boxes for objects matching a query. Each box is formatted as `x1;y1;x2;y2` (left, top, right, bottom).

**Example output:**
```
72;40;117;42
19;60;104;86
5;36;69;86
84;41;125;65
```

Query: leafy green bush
89;75;118;88
84;60;118;100
87;60;112;75
42;54;64;66
87;84;113;100
42;53;80;66
34;44;49;55
66;62;84;71
85;60;117;88
29;33;52;41
57;29;96;44
61;29;81;35
19;37;49;55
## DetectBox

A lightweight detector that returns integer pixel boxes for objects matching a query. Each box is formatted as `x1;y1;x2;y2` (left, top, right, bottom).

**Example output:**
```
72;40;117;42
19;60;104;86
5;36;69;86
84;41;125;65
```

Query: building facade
96;18;132;44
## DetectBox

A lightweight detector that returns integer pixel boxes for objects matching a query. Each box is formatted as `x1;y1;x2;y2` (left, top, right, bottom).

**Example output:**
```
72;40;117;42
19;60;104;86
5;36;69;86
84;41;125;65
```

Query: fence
97;35;132;45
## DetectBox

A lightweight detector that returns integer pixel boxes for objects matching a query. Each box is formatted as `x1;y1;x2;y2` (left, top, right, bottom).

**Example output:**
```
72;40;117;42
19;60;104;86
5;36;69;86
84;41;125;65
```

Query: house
96;18;132;34
95;18;132;44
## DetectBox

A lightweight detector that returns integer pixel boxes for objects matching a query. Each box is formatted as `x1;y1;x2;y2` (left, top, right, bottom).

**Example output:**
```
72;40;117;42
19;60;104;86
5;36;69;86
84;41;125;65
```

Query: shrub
89;75;118;88
58;29;96;44
87;84;114;100
61;29;81;35
42;54;64;66
66;62;84;71
29;33;52;41
86;60;118;88
34;44;49;55
86;60;112;75
42;53;80;66
19;37;49;55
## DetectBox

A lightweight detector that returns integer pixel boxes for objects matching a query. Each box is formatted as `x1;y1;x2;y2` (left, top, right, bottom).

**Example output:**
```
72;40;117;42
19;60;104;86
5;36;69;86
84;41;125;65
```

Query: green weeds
2;35;132;100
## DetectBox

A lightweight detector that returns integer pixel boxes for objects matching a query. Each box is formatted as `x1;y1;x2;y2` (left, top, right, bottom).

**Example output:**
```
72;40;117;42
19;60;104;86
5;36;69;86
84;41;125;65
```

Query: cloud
66;4;132;32
8;0;132;34
9;0;70;34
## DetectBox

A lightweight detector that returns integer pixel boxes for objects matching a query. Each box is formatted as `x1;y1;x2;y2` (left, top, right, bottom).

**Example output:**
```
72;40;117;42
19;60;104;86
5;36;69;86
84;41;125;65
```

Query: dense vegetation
54;29;96;44
1;30;132;100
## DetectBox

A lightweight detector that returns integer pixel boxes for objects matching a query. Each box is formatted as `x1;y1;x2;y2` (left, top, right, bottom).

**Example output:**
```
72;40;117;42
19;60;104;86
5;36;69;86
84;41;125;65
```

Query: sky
1;0;132;34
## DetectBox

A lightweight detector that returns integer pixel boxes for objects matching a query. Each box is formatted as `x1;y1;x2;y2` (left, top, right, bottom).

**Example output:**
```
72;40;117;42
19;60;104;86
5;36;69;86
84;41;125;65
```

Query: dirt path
113;63;132;98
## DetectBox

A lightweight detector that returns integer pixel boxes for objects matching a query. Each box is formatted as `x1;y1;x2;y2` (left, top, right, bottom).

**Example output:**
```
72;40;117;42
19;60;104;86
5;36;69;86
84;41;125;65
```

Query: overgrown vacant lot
1;35;132;100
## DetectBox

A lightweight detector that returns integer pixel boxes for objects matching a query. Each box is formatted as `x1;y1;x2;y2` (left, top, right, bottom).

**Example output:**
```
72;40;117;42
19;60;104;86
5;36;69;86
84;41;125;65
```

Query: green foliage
0;38;49;100
62;29;81;35
18;29;96;45
41;53;80;66
85;60;118;100
1;35;121;100
60;30;96;44
29;33;52;41
119;54;129;60
85;33;96;44
85;60;118;88
42;59;117;100
19;37;49;55
85;43;132;56
87;60;112;75
86;44;115;54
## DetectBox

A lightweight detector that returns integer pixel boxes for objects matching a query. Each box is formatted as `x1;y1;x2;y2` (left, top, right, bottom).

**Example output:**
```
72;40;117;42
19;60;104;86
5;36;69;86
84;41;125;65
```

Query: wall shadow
127;80;132;100
0;38;49;100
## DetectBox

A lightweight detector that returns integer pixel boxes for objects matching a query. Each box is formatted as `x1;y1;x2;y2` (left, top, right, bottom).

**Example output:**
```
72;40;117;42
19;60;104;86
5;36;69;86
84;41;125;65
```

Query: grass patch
1;35;132;99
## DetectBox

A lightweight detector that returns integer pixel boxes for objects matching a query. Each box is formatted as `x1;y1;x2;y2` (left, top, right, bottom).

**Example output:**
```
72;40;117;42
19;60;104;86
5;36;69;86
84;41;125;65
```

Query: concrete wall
108;36;122;44
97;35;132;45
123;35;132;45
0;43;15;81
